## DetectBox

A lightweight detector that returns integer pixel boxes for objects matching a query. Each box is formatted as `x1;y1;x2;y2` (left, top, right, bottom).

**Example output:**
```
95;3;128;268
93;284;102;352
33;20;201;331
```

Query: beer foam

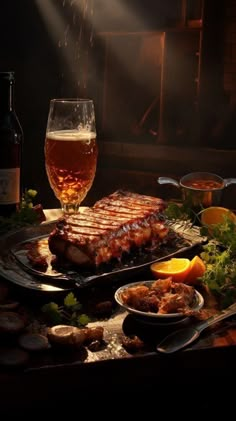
47;130;96;141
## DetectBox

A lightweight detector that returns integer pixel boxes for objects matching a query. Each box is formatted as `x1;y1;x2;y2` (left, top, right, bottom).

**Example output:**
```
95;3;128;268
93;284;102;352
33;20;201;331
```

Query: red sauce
182;179;223;190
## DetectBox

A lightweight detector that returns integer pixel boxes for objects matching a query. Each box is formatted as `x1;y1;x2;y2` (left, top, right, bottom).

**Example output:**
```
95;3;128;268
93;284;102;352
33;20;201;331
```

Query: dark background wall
0;0;91;208
0;0;62;207
1;1;236;209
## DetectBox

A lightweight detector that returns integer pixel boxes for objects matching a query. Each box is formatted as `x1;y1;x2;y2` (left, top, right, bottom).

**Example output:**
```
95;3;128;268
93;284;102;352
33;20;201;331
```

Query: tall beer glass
44;99;97;214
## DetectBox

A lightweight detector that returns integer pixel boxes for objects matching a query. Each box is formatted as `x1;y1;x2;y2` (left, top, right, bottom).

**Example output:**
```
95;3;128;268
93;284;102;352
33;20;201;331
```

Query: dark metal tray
0;220;207;292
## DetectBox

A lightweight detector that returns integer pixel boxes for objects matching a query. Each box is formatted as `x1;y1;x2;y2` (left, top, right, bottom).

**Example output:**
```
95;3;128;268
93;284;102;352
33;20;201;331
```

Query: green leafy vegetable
164;201;201;226
64;292;80;308
166;203;236;308
20;189;38;209
41;302;62;325
198;215;236;307
200;217;236;255
200;242;236;308
77;314;91;326
41;292;92;327
0;188;40;233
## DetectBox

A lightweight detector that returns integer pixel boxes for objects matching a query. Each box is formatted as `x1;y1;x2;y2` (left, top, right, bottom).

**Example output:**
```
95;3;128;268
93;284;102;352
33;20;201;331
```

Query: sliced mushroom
0;312;25;334
18;333;49;352
0;301;19;311
47;325;86;348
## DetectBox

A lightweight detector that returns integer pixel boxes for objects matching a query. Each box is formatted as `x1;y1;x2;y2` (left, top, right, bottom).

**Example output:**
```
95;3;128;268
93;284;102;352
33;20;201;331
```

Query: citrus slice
150;258;191;283
200;206;236;226
184;255;206;285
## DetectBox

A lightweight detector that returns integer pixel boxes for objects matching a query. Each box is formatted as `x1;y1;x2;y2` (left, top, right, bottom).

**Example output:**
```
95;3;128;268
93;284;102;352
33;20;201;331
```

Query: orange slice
184;255;206;285
200;206;236;226
150;258;191;283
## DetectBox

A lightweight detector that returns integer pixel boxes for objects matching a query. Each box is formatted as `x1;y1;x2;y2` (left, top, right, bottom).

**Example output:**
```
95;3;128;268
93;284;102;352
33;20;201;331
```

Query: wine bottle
0;71;23;217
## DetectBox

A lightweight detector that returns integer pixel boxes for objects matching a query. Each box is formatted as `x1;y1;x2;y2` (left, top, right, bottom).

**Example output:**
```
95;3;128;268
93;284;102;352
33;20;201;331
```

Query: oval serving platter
0;220;207;292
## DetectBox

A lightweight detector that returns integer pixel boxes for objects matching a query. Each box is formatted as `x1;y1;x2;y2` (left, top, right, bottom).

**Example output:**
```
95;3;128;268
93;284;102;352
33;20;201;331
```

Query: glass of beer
44;98;98;214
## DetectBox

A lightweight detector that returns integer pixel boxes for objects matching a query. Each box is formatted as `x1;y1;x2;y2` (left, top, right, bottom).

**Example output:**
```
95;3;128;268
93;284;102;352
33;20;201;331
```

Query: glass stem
61;203;80;214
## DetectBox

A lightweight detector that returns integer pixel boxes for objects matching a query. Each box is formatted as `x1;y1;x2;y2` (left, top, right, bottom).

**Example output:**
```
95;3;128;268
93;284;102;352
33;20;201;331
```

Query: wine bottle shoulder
0;112;23;136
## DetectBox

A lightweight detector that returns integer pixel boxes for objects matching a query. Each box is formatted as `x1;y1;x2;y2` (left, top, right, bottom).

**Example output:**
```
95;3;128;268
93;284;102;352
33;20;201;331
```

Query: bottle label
0;168;20;204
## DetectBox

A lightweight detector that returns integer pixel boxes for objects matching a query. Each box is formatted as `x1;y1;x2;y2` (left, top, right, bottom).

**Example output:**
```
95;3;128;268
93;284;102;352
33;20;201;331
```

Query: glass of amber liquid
44;98;98;214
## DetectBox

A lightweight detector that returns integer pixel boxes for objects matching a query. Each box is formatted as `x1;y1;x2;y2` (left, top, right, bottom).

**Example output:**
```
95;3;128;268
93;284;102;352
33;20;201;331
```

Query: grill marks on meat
94;191;165;215
48;191;169;267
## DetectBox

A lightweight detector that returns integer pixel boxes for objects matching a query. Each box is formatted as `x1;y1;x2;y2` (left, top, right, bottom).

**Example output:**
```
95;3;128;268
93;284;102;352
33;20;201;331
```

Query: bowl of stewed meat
157;172;236;209
114;278;204;322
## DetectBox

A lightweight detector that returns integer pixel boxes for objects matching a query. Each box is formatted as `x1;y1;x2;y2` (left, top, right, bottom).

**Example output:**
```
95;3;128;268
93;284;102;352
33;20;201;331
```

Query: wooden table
1;209;236;414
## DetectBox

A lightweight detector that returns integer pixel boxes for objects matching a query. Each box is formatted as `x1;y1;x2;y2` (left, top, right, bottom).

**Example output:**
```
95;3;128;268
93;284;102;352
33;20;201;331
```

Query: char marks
48;190;169;267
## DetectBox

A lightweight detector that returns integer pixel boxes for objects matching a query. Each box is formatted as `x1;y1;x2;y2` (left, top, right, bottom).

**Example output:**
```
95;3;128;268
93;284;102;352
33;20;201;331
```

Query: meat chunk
120;279;196;315
26;238;52;269
48;190;169;267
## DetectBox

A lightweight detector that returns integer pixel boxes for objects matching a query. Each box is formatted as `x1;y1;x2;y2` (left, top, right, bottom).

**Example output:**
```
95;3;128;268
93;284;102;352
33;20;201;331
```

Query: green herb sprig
164;201;201;226
166;202;236;308
199;216;236;307
0;189;40;233
41;292;92;327
200;217;236;255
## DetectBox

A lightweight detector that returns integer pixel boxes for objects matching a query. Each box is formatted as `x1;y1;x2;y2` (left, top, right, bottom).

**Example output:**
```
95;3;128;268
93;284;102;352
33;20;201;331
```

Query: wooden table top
1;208;236;412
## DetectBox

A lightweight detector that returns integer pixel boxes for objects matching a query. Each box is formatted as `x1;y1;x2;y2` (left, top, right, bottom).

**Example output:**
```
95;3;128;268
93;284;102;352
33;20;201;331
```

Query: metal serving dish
157;171;236;209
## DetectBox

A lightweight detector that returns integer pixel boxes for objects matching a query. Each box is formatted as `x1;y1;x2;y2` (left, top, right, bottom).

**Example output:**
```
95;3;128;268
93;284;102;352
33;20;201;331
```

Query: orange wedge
200;206;236;226
150;258;191;283
184;255;206;285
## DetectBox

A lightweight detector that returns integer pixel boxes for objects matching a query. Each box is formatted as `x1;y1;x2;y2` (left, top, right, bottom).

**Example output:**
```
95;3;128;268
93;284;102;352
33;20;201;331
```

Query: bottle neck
0;79;14;113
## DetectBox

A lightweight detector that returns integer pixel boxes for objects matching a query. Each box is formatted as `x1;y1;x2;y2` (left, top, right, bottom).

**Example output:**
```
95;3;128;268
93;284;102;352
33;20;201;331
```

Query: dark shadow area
0;0;231;209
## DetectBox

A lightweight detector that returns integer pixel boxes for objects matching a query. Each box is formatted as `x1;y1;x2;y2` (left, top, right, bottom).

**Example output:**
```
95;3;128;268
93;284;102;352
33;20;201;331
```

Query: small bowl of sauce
158;172;236;210
180;172;224;209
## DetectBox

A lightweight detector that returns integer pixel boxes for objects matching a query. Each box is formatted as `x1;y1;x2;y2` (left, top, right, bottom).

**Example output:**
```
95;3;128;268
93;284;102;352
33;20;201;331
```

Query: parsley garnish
0;189;40;233
164;201;201;226
41;292;92;327
166;203;236;308
200;217;236;308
